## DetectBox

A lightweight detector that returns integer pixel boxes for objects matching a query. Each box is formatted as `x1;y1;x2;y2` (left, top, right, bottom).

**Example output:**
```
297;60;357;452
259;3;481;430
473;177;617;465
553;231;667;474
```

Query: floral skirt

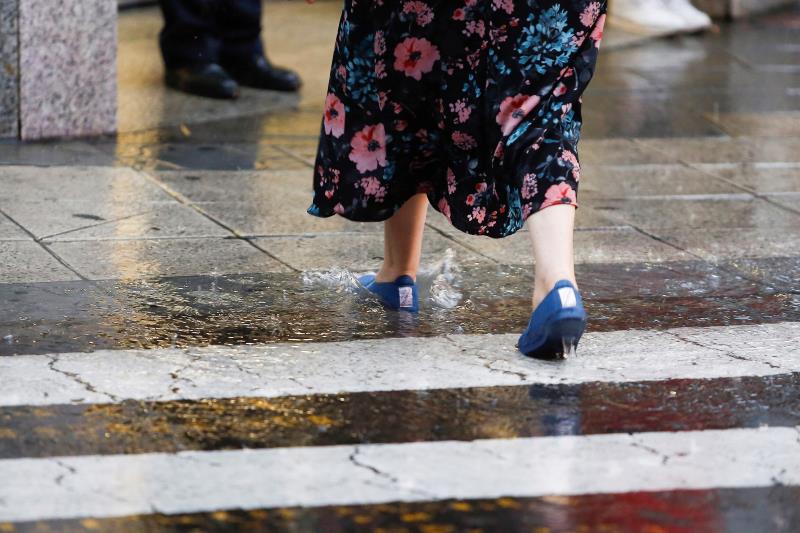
308;0;607;238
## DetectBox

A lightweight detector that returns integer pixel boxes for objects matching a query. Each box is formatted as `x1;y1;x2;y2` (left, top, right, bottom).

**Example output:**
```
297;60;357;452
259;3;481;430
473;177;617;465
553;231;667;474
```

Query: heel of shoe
551;317;586;359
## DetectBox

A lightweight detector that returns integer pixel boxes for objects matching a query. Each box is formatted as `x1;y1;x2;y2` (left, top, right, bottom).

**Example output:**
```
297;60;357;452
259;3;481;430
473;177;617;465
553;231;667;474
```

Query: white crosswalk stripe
1;321;797;407
2;321;799;525
1;427;798;523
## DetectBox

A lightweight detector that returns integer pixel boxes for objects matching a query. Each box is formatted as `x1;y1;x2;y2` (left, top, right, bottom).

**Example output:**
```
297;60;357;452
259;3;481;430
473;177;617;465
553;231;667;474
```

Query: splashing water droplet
421;249;463;309
302;268;362;292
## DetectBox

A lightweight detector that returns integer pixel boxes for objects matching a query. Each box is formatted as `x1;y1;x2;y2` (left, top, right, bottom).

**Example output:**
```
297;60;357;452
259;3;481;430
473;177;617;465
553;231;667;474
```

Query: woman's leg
375;193;428;282
528;204;578;309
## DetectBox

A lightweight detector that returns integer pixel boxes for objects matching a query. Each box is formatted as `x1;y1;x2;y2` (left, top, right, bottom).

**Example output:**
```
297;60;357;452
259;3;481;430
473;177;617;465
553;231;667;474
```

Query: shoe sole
519;316;587;360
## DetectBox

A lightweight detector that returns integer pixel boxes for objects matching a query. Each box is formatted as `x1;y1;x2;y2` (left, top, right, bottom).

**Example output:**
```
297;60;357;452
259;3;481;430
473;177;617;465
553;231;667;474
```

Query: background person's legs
158;0;217;68
158;0;240;99
217;0;263;65
217;0;302;92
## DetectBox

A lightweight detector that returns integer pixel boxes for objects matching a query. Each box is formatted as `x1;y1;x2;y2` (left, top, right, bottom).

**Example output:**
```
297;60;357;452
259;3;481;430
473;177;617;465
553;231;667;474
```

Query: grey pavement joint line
270;144;315;168
629;137;800;218
1;321;798;407
0;427;798;523
0;208;89;282
37;209;159;242
423;221;506;267
137;169;301;272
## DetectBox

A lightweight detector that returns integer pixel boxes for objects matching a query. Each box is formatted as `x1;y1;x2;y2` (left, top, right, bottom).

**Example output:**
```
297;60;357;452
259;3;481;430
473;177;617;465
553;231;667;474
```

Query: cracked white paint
1;321;798;407
0;427;798;522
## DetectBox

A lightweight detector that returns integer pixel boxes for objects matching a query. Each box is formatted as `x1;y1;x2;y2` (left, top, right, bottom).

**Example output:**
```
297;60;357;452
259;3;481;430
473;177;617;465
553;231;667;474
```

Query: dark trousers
159;0;263;69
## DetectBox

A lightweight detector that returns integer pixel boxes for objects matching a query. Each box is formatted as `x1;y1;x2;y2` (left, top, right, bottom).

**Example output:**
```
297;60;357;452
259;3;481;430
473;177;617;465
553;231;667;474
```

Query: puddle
1;256;799;356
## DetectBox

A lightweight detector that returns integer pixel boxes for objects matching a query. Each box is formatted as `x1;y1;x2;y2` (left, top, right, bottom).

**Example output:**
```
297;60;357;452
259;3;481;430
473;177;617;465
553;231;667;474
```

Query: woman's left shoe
358;274;419;313
518;279;587;359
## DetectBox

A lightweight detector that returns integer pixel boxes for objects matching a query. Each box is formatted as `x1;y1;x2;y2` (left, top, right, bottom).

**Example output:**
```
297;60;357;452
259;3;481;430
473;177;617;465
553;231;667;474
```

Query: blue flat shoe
358;274;419;313
518;279;587;359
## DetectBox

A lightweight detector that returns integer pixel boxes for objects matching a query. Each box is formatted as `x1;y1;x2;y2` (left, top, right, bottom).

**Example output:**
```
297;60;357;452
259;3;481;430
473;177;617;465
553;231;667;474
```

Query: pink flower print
521;173;538;199
541;183;577;209
403;1;434;26
464;20;485;37
554;83;568;97
492;0;513;14
323;93;345;138
449;99;472;124
359;176;387;202
394;37;440;80
452;131;477;151
333;203;345;215
446;167;457;194
591;14;606;48
375;60;387;79
580;2;601;27
496;93;541;136
374;31;386;55
470;206;486;224
561;149;581;180
349;124;387;173
453;8;465;20
438;197;452;220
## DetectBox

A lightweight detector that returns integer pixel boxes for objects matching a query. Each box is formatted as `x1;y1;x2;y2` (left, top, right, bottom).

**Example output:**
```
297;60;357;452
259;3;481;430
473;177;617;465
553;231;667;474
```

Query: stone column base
1;0;117;140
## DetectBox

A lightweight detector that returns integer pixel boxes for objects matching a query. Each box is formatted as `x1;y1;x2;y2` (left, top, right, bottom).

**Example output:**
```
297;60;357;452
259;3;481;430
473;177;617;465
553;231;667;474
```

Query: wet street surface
2;2;800;532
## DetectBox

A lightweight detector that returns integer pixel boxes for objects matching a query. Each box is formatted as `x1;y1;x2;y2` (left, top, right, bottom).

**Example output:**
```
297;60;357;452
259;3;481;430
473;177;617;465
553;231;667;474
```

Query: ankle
375;265;417;283
532;275;578;309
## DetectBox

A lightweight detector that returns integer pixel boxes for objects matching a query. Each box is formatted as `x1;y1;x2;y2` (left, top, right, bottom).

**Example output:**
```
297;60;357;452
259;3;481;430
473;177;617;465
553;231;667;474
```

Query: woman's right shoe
518;280;587;359
358;274;419;313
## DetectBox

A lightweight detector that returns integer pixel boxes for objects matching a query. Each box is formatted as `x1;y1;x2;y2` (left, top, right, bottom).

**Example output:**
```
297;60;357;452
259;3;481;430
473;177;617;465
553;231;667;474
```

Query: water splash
421;249;463;309
302;267;363;292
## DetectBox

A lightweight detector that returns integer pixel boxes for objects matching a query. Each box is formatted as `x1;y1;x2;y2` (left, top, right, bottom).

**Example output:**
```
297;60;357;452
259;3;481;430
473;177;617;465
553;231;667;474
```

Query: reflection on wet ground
2;258;799;356
2;373;798;459
2;4;800;532
10;486;800;533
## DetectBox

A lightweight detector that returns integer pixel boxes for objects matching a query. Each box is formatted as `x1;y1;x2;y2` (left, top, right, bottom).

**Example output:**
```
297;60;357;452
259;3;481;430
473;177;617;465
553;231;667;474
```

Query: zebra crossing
1;321;799;530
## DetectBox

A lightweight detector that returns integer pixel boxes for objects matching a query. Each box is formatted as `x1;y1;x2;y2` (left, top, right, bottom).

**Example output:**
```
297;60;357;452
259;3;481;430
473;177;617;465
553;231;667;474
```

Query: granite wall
0;0;19;138
17;0;117;139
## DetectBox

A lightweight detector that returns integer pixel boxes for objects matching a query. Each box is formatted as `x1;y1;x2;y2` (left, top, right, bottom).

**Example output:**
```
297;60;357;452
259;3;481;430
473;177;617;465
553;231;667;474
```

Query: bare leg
375;193;428;282
528;204;578;309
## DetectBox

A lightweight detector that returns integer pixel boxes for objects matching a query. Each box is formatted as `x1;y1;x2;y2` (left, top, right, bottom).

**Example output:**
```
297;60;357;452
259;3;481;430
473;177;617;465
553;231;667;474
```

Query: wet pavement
2;2;800;532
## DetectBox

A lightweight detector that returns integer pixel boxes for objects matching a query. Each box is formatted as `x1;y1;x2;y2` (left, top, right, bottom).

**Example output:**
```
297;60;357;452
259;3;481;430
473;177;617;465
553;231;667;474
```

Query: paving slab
0;165;164;203
693;162;800;193
635;137;800;164
0;214;29;241
579;139;677;166
40;203;230;241
425;226;691;266
707;111;800;137
0;242;79;283
47;238;289;280
252;232;488;272
582;92;725;138
154;169;375;235
657;227;800;261
581;164;742;197
154;169;310;203
591;196;800;230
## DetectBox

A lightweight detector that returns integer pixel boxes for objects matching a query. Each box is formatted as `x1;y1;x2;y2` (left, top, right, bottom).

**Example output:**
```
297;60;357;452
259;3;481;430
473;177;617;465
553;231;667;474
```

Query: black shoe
222;55;302;93
165;64;240;100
